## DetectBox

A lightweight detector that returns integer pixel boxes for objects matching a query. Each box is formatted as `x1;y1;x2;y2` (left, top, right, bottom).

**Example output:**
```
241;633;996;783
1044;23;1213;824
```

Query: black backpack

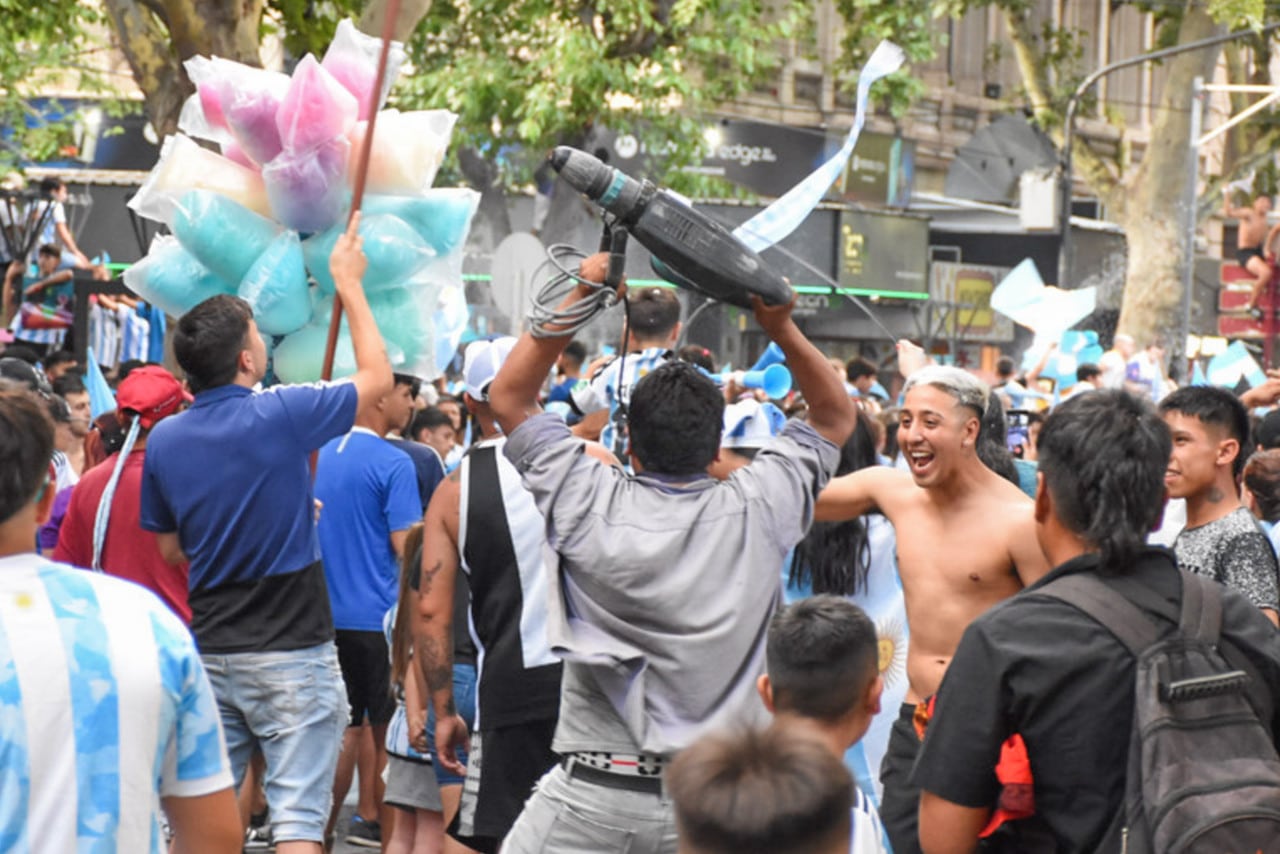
1041;570;1280;854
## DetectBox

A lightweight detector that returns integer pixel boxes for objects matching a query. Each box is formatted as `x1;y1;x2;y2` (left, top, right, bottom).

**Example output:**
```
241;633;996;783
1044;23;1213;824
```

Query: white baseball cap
722;400;786;449
463;336;518;401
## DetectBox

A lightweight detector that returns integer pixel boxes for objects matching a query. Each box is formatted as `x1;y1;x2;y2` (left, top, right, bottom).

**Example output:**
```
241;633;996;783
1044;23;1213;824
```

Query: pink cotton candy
277;55;358;153
220;140;256;170
321;19;406;121
226;87;285;165
262;137;351;234
198;83;230;131
322;54;376;122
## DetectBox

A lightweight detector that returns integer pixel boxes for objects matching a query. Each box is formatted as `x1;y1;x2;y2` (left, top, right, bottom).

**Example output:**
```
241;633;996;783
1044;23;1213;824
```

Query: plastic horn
320;0;401;383
740;363;792;399
750;341;786;373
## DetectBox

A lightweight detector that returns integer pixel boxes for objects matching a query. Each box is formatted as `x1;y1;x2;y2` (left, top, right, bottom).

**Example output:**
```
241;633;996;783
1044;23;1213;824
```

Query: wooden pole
319;0;402;381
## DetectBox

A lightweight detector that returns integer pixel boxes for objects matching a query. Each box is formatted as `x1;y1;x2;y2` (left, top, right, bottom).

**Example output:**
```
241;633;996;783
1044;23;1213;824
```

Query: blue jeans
426;662;476;786
202;642;348;843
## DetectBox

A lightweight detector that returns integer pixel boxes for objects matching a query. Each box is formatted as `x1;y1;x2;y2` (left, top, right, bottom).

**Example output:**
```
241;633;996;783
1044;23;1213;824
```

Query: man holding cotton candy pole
486;253;855;854
140;214;393;853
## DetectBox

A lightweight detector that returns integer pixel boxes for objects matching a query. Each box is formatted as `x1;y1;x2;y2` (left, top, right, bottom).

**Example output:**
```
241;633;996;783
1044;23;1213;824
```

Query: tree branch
1001;7;1122;209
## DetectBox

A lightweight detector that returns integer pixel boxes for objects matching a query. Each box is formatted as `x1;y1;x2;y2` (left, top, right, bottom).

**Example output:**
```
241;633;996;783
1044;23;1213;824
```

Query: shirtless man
1224;190;1275;318
815;361;1050;854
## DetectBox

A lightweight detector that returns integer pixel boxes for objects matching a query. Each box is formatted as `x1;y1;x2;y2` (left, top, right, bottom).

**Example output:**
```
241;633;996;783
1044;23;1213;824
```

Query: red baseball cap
116;365;192;429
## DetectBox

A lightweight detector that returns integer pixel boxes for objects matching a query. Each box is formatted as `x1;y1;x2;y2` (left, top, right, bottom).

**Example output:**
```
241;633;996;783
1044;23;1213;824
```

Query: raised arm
416;474;468;775
329;213;393;407
750;294;855;447
1225;188;1251;220
814;465;905;522
22;268;73;298
489;253;609;436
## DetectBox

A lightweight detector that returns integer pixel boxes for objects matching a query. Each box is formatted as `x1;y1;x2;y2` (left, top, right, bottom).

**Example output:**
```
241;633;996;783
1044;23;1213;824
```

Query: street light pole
1056;23;1280;289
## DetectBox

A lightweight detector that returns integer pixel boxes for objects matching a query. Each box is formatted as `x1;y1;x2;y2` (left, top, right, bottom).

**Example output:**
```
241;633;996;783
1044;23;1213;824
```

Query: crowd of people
1;222;1279;854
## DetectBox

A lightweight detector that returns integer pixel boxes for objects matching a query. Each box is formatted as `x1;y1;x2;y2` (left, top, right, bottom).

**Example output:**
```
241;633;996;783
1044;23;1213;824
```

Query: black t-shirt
911;548;1280;853
191;560;334;653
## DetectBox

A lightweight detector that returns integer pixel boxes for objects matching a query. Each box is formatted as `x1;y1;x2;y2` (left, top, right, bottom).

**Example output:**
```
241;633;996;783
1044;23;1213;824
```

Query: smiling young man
815;363;1050;854
1160;386;1279;625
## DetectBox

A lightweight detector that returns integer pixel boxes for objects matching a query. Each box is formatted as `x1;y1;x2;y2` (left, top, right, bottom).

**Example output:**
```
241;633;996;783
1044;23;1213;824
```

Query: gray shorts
384;755;443;813
502;763;677;854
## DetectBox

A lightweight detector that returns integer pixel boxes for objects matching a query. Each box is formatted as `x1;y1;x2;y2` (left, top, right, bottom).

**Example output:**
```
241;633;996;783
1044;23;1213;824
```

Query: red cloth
54;451;191;624
915;696;1036;838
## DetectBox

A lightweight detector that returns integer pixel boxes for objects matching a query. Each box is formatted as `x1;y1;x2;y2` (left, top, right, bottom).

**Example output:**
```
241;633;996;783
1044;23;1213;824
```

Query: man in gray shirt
484;253;856;854
1160;386;1280;625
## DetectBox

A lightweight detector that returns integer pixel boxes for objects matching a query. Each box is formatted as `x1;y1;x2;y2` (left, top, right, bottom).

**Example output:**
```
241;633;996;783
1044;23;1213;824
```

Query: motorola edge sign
602;121;827;198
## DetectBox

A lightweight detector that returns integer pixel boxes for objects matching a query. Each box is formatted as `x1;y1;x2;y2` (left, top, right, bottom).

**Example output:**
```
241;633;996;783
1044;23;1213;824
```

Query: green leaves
393;0;800;189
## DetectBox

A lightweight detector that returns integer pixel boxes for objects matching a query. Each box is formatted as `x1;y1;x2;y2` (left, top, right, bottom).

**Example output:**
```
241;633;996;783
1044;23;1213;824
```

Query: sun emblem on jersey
876;615;908;688
12;592;32;610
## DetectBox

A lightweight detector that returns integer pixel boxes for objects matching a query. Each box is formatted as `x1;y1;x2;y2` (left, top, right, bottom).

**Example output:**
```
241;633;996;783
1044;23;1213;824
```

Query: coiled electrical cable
527;243;622;338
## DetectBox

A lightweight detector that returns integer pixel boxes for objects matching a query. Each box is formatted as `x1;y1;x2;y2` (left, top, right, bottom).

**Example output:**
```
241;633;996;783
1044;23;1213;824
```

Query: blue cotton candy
273;322;355;383
302;213;433;296
239;232;312;336
369;284;437;373
122;237;237;319
172;190;281;285
363;189;479;255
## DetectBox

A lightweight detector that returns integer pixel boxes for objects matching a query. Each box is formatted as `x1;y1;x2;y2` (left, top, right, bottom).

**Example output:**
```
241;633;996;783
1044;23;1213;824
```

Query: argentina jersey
0;554;232;853
568;346;672;458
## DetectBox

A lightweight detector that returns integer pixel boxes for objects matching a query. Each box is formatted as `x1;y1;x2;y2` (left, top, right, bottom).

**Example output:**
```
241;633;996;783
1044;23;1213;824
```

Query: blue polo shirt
141;380;358;652
315;429;423;631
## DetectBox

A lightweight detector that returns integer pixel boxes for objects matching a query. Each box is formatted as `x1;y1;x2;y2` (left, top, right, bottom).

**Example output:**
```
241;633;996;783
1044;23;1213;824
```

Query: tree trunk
1114;3;1223;350
103;0;265;138
105;0;436;142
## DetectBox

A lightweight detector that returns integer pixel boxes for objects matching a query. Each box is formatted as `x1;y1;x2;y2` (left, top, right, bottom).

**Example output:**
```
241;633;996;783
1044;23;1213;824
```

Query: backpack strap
1177;571;1222;644
1037;573;1161;655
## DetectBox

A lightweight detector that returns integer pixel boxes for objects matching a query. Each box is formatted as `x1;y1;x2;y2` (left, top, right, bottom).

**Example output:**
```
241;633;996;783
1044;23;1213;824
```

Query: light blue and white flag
85;347;116;419
1207;341;1267;388
733;41;906;252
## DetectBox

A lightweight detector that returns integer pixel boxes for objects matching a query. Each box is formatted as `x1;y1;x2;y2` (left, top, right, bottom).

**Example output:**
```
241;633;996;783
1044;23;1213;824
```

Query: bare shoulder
1000;496;1052;585
816;465;914;522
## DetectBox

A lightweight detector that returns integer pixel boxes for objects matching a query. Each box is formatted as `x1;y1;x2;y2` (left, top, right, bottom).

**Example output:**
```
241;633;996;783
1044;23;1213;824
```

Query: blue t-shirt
141;382;358;587
386;436;446;512
315;429;423;631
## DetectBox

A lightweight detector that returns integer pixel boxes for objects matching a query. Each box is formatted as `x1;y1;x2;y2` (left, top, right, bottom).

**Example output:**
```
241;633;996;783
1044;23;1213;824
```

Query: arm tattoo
419;559;444;595
418;633;455;712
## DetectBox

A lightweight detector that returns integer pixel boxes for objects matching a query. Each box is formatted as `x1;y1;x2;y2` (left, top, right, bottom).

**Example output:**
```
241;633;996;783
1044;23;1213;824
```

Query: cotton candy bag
321;19;406;121
172;190;282;284
349;110;458;196
276;55;358;153
262;137;351;234
363;189;479;255
129;134;272;226
238;232;312;336
123;236;237;319
186;57;291;165
302;213;433;295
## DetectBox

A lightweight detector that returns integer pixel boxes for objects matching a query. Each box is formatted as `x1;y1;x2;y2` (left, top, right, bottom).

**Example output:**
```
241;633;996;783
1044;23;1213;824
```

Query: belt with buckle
560;756;664;795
